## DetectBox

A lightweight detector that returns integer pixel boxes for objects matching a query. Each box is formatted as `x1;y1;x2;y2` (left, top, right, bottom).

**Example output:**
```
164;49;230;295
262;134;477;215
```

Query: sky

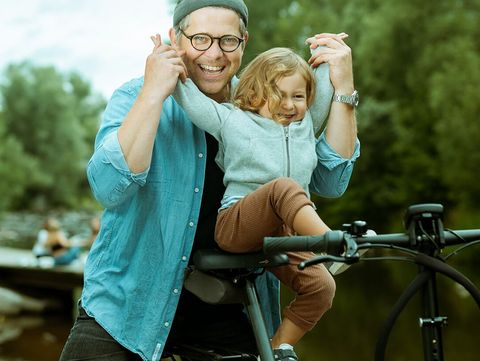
0;0;174;98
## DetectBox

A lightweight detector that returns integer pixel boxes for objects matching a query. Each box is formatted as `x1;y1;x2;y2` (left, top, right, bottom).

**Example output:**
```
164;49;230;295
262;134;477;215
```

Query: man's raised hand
306;32;354;94
142;33;188;101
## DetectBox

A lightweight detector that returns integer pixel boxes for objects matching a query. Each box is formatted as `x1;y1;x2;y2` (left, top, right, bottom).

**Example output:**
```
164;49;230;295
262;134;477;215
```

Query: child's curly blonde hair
233;47;316;125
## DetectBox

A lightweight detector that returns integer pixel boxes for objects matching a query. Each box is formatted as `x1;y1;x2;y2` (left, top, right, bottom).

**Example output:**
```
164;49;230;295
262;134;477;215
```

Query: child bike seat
184;249;289;304
191;248;289;270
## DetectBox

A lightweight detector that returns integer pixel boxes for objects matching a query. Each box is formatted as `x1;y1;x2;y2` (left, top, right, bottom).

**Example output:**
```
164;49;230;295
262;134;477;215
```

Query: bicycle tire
374;253;480;361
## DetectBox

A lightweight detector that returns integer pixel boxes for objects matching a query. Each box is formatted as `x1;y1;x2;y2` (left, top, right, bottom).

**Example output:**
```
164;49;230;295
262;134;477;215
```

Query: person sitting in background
32;217;69;257
32;217;80;266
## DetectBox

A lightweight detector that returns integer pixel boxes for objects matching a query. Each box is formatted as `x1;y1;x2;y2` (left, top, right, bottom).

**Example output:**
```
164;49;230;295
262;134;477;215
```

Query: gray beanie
173;0;248;27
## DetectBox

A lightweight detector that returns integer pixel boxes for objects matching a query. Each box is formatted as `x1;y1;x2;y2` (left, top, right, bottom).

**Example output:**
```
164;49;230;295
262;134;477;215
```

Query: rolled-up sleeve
310;132;360;198
86;81;149;209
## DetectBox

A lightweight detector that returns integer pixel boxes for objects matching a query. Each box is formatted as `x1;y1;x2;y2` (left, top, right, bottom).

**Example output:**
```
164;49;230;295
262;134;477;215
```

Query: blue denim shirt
81;76;360;361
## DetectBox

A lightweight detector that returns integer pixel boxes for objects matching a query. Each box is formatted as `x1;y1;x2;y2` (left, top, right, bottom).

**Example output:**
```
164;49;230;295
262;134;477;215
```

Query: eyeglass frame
180;30;245;53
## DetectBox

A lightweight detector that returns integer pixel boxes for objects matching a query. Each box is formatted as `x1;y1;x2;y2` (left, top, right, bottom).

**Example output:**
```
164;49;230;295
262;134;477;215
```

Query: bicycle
165;204;480;361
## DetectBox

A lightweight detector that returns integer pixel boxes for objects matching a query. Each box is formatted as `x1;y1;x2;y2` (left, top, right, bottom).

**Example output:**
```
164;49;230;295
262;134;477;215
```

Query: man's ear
169;28;179;49
243;31;249;48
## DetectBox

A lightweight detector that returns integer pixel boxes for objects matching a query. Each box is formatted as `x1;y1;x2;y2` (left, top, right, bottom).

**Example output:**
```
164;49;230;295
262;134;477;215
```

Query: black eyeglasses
180;30;244;53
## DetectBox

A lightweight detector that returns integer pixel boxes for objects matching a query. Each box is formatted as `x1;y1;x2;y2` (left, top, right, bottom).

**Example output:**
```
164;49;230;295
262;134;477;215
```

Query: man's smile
198;64;225;74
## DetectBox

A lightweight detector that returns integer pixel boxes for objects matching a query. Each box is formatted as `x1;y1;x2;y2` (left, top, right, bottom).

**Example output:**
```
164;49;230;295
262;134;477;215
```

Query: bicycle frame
175;249;290;361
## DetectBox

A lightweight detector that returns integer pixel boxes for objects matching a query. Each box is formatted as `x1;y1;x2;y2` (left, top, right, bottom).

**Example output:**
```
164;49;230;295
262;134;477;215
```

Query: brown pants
216;177;336;331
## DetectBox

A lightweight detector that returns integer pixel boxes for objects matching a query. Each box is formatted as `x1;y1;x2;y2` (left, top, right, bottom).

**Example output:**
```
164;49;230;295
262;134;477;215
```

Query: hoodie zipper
284;126;290;177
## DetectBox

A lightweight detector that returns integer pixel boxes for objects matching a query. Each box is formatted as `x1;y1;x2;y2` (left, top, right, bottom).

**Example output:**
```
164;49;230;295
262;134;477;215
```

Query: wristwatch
333;90;359;108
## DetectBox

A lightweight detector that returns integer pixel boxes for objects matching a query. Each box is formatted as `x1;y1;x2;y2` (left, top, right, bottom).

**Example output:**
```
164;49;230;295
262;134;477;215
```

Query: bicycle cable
442;228;480;260
418;221;440;249
360;256;416;263
357;243;419;257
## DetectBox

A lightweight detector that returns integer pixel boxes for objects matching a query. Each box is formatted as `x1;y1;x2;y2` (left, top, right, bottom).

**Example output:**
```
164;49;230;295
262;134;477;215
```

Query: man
60;1;359;360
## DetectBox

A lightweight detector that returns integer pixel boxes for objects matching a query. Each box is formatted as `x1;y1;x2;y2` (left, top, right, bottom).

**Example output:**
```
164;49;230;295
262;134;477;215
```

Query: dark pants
60;293;257;361
59;306;141;361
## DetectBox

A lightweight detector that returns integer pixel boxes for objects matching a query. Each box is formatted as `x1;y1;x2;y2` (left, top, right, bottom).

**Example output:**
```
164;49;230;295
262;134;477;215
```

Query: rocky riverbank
0;211;100;249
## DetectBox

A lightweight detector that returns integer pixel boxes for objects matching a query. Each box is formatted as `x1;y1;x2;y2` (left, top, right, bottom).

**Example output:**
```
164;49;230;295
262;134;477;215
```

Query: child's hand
305;32;353;94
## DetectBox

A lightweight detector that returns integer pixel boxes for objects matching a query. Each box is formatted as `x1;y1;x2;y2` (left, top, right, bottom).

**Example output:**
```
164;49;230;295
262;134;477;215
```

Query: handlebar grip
263;230;345;255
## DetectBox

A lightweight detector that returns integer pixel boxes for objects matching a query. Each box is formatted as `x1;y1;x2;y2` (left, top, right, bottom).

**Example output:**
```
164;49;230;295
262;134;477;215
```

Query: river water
0;313;71;361
0;212;95;361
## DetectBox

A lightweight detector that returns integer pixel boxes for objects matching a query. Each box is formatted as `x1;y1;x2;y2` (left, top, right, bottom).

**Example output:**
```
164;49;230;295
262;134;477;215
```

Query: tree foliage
2;1;479;227
241;0;480;230
0;62;106;211
0;113;39;211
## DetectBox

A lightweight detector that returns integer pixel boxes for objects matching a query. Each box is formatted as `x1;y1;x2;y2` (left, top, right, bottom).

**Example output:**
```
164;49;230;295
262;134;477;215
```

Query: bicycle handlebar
263;229;480;255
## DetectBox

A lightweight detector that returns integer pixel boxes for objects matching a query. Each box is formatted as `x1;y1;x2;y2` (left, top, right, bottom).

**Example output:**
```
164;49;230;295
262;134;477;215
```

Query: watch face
352;90;359;107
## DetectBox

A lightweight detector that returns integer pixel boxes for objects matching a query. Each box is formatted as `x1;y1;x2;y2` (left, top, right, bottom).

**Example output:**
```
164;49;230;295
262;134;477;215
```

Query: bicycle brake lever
296;233;361;270
298;254;359;270
344;233;359;258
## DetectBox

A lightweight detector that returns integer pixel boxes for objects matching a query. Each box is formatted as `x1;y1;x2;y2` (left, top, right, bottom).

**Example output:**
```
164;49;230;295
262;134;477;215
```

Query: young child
160;36;338;359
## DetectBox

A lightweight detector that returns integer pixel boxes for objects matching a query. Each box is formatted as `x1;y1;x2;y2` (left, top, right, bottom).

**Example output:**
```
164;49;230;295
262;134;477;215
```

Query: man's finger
150;33;162;49
179;70;187;83
316;32;349;45
314;32;347;38
176;52;189;81
172;64;188;83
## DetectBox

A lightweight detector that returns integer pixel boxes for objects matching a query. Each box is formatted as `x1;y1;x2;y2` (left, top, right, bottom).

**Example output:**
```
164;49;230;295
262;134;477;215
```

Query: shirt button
173;288;179;294
189;221;194;227
181;256;187;261
164;322;170;327
194;187;200;193
198;153;204;158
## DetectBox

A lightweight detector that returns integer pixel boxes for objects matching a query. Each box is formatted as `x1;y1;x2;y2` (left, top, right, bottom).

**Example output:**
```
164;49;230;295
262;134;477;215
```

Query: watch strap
333;90;359;107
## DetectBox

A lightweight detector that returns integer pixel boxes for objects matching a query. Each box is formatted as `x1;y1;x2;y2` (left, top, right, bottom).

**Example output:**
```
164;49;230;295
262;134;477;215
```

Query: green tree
0;62;105;210
258;0;480;230
167;0;480;228
350;0;480;228
0;113;39;212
